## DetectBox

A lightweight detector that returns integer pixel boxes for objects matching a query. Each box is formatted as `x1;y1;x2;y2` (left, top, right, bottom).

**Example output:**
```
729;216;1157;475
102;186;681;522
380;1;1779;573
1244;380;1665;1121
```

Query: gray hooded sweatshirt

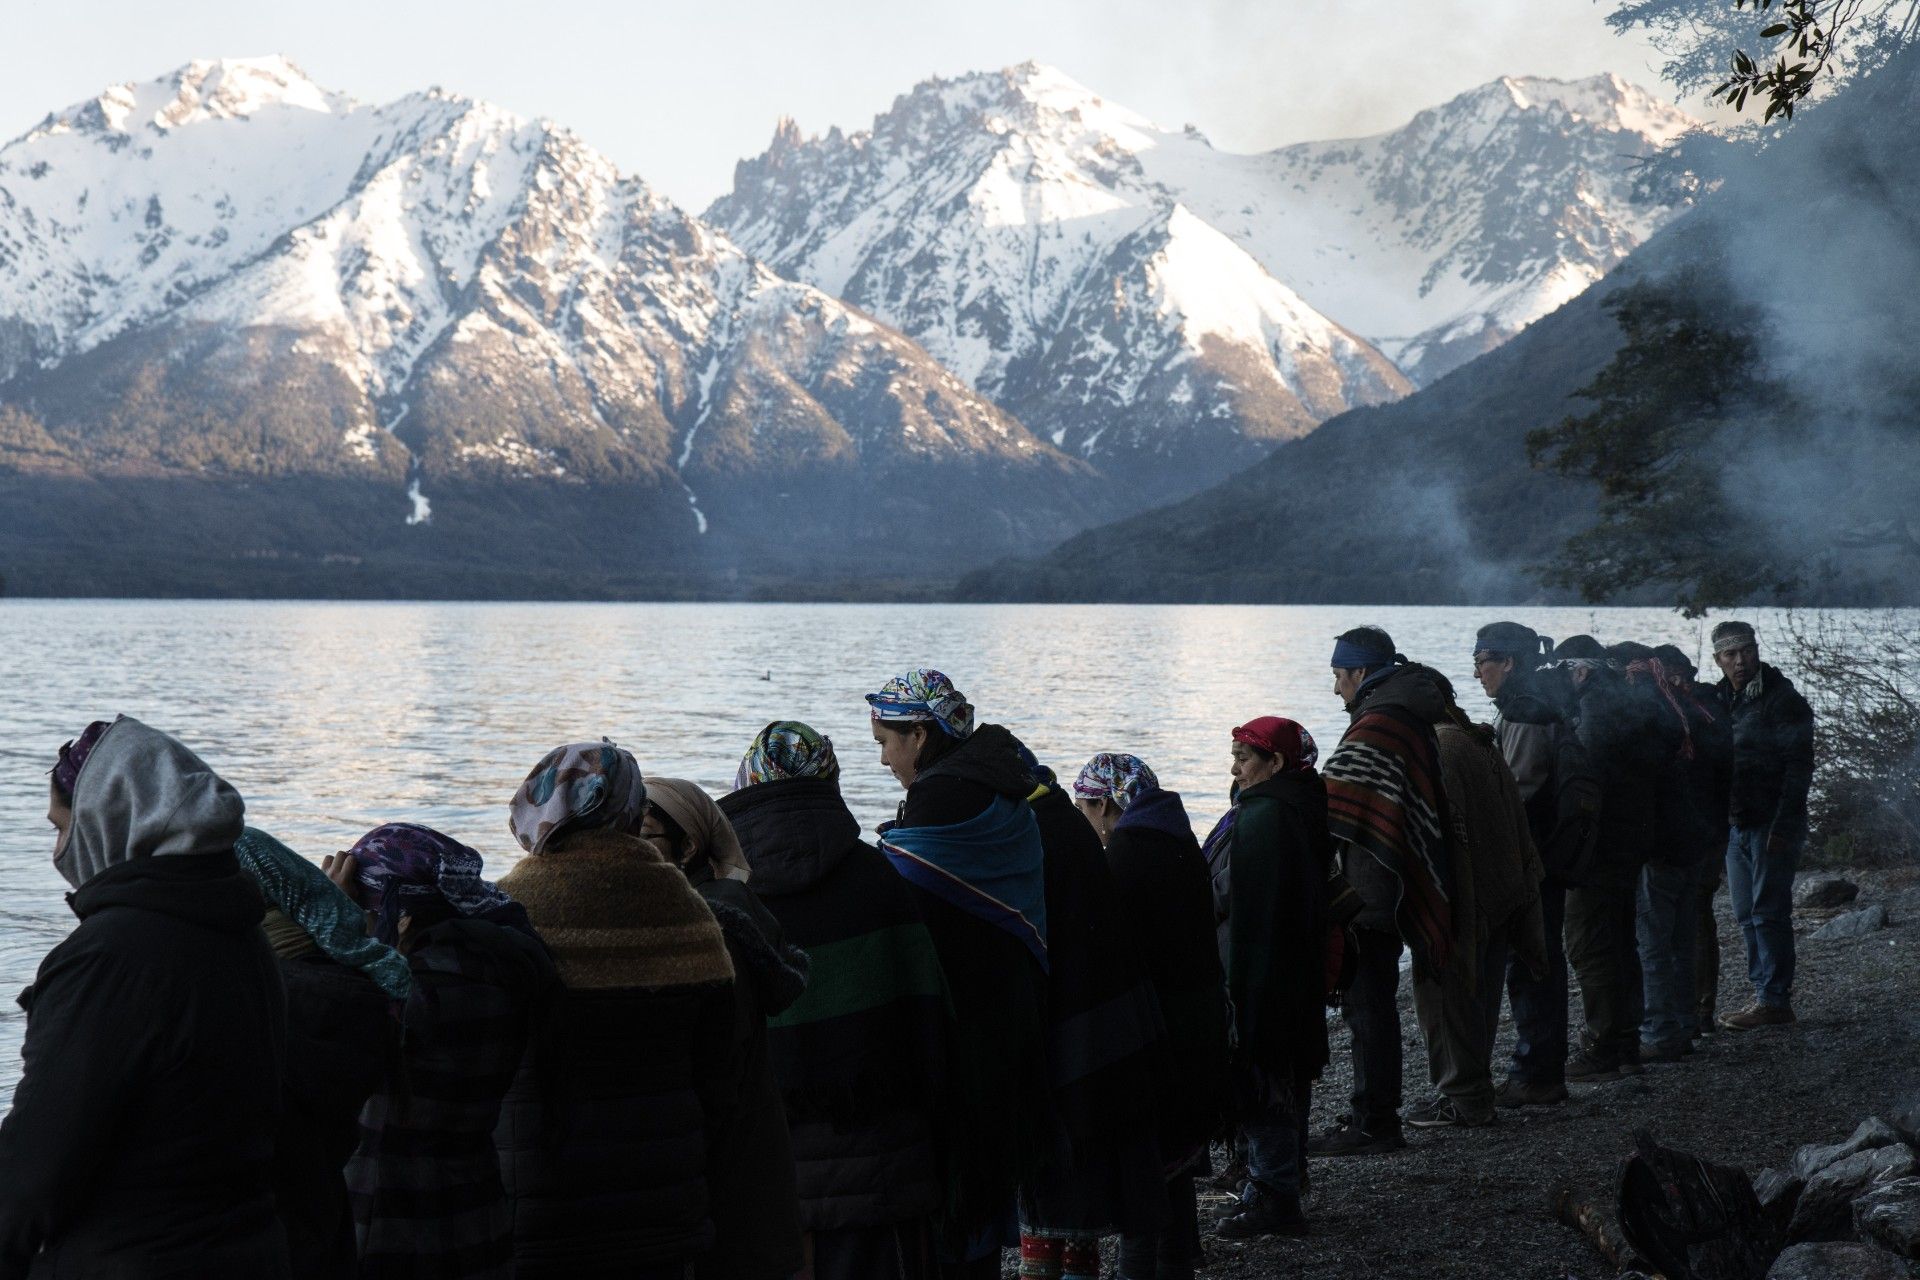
57;716;246;890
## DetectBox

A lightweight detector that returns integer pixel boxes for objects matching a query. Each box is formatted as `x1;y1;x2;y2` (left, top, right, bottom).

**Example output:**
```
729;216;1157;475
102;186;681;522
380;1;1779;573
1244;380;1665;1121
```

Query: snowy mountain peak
1446;73;1694;146
39;56;348;141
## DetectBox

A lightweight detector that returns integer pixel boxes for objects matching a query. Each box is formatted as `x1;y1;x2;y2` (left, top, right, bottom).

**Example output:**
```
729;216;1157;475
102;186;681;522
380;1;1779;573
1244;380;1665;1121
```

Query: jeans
1637;861;1701;1047
1244;1080;1312;1197
1413;930;1509;1112
1340;928;1404;1131
1507;879;1568;1085
1117;1176;1200;1280
1726;825;1799;1007
1565;874;1644;1062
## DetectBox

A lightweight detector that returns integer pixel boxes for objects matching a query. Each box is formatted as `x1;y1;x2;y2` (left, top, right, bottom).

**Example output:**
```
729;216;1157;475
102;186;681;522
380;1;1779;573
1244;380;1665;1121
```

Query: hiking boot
1565;1047;1625;1081
1640;1039;1689;1064
1406;1094;1497;1129
1719;1002;1796;1031
1495;1077;1569;1108
1215;1185;1308;1239
1307;1119;1405;1156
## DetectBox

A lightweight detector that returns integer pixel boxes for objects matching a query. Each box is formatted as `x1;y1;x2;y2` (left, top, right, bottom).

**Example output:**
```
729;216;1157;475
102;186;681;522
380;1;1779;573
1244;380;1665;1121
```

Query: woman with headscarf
234;828;408;1280
335;823;556;1279
642;775;809;1280
491;741;741;1278
865;669;1051;1280
0;717;290;1279
719;722;952;1280
1208;717;1332;1240
1074;755;1228;1280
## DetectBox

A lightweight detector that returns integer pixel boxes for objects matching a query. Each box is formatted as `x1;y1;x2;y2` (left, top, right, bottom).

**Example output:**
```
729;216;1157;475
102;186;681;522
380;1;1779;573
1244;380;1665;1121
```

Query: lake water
0;600;1809;1105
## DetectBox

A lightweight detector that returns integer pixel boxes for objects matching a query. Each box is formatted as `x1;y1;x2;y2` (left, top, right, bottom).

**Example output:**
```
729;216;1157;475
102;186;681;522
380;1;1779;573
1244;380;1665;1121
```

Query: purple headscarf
52;720;113;796
349;822;531;946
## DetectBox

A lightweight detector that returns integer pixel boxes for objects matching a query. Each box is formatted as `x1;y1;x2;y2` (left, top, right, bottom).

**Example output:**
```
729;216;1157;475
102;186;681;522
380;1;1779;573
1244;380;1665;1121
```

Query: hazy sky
3;0;1687;209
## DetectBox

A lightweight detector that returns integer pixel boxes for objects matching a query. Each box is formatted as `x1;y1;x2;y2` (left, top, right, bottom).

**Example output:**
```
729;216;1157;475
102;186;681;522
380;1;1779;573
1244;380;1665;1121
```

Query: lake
0;599;1802;1105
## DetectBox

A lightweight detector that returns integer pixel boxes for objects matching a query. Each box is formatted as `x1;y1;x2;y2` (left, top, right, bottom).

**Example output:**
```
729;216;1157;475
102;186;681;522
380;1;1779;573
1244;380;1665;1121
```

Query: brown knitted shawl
497;829;733;990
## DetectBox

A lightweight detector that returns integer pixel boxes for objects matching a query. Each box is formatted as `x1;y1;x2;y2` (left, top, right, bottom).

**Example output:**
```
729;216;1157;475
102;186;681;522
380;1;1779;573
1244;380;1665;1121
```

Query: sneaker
1406;1095;1496;1129
1495;1077;1569;1108
1719;1002;1796;1031
1215;1185;1308;1239
1307;1119;1406;1156
1640;1039;1688;1064
1565;1047;1624;1081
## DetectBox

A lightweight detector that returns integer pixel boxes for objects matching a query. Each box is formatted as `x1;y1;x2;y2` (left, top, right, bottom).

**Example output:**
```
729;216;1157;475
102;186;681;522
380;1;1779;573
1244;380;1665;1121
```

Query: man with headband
1709;621;1814;1030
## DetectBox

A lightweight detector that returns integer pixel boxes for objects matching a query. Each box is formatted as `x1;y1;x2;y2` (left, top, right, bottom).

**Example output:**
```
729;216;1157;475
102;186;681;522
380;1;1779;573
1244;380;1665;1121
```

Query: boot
1216;1185;1308;1239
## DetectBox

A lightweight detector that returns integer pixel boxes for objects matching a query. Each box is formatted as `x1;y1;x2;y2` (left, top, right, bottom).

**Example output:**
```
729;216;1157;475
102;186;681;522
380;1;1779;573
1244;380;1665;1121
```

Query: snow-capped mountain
710;65;1697;435
0;57;1100;576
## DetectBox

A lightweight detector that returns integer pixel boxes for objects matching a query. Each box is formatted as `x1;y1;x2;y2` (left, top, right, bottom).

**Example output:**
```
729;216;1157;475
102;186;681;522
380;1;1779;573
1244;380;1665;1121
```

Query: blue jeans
1244;1081;1311;1197
1726;825;1799;1007
1637;861;1700;1047
1506;880;1568;1086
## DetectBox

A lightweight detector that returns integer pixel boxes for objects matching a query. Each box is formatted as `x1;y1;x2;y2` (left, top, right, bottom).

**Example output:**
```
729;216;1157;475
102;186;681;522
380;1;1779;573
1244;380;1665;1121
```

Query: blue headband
1331;638;1393;670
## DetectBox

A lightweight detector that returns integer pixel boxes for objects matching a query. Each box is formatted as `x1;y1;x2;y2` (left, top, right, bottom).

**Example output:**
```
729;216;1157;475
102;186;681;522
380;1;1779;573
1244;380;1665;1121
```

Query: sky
1;0;1690;209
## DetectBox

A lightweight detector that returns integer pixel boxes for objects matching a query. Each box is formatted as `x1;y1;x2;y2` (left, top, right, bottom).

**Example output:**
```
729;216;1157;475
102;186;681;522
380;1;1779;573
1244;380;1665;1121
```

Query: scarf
1070;753;1158;810
496;829;733;991
52;719;112;796
1232;717;1319;772
509;739;649;855
1322;701;1453;973
734;721;839;790
1625;658;1698;761
237;826;413;998
866;668;976;739
349;822;532;947
881;795;1049;971
647;778;752;883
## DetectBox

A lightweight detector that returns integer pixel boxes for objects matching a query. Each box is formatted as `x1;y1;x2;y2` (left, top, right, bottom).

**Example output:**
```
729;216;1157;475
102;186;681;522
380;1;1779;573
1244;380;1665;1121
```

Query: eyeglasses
1471;654;1504;670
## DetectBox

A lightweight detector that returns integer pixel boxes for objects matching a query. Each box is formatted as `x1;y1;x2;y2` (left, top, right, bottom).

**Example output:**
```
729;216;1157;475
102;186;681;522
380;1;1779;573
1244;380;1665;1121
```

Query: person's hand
322;850;363;905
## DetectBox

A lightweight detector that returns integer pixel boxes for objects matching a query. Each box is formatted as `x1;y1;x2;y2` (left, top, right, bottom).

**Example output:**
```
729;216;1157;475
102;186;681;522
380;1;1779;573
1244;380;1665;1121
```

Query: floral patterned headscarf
508;740;649;856
349;822;530;946
51;719;113;796
865;669;975;739
734;721;840;790
1071;753;1161;811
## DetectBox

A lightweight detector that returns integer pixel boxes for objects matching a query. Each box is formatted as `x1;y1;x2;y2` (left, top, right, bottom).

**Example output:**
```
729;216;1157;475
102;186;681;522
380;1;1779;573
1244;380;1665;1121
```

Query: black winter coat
274;955;393;1280
1718;664;1816;840
1573;666;1685;874
0;853;289;1280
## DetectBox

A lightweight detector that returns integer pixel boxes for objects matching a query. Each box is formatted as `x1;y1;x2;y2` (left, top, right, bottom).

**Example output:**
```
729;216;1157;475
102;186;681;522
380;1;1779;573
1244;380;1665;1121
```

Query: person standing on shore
1651;644;1735;1036
1710;621;1815;1030
1211;718;1332;1237
1316;628;1453;1157
720;722;953;1280
1074;753;1227;1279
867;670;1050;1279
0;717;290;1280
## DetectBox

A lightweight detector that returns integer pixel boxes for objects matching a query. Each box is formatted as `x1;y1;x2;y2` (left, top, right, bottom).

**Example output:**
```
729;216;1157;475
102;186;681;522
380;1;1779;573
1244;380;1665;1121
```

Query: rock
1755;1166;1806;1224
1854;1176;1920;1259
1791;1117;1905;1180
1794;875;1860;909
1888;1094;1920;1148
1768;1240;1907;1279
1789;1143;1918;1241
1810;903;1889;940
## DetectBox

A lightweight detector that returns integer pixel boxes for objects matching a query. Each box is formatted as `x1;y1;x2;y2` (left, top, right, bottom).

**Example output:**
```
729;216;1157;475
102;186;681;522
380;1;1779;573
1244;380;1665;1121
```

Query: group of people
0;616;1814;1280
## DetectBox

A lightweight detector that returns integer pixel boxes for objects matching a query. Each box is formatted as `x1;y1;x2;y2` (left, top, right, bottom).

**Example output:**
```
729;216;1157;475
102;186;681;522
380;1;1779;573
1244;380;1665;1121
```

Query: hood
1353;662;1451;725
1114;787;1196;841
718;776;863;896
58;716;245;890
697;878;810;1016
68;850;267;934
916;722;1039;802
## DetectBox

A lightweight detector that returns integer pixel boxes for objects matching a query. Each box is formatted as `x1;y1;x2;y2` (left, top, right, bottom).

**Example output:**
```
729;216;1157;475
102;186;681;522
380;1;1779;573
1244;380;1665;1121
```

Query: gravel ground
1010;865;1920;1279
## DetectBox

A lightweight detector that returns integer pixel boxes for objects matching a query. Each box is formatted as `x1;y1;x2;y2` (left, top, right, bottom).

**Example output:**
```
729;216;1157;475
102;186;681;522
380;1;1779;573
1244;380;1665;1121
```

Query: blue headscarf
235;828;412;999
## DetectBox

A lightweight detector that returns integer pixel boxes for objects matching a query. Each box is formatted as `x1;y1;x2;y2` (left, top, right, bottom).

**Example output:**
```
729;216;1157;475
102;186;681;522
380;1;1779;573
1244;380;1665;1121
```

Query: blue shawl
881;795;1049;973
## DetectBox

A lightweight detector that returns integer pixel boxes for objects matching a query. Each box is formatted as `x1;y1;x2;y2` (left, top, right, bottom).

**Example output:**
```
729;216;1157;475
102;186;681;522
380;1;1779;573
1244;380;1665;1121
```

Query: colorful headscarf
235;827;412;999
645;778;751;883
1232;716;1319;773
51;719;112;796
734;721;840;790
865;669;975;740
349;822;530;946
1072;753;1161;811
509;740;649;856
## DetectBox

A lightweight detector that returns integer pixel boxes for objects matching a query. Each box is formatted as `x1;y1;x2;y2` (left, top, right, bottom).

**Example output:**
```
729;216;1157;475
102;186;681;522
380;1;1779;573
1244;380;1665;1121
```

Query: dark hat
1710;620;1757;654
1652;644;1696;675
1553;634;1607;661
1474;621;1542;657
1606;640;1657;665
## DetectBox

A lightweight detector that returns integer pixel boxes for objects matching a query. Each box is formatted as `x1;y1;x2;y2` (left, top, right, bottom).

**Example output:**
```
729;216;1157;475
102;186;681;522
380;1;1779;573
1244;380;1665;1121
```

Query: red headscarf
1232;716;1319;773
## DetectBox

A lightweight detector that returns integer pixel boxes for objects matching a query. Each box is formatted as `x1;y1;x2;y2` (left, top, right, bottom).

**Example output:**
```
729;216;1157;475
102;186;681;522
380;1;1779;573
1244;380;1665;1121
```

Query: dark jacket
719;776;948;1235
1717;664;1816;840
1491;673;1568;853
0;854;289;1280
1225;771;1333;1088
347;918;556;1280
1103;788;1228;1171
1572;664;1685;873
694;878;808;1280
1655;680;1735;864
274;955;394;1280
